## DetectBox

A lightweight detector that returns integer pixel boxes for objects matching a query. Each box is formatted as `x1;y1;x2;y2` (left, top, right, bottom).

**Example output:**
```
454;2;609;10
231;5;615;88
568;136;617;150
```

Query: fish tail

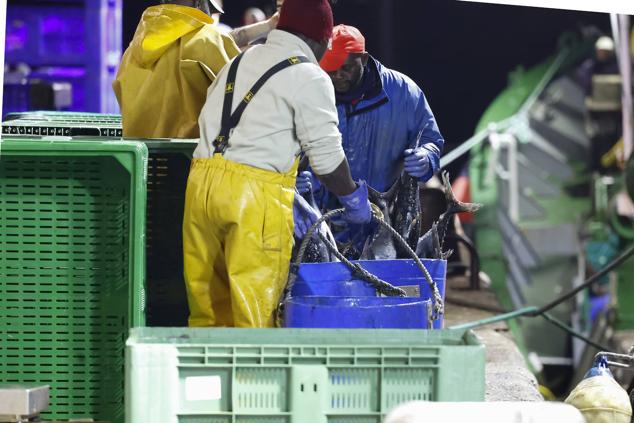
441;171;482;215
441;249;453;260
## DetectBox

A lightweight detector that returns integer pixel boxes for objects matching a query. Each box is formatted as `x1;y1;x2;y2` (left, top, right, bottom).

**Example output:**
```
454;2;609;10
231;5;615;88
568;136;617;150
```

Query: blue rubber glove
296;171;320;195
293;193;320;239
403;147;431;179
337;181;372;225
296;171;312;194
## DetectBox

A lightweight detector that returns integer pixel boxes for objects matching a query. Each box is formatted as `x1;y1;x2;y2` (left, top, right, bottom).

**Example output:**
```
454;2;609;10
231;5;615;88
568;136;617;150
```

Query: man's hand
296;171;321;195
293;194;320;239
337;181;372;225
403;147;431;179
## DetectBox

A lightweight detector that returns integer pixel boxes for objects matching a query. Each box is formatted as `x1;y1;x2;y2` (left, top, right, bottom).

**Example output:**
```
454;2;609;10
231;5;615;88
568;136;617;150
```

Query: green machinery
454;32;634;388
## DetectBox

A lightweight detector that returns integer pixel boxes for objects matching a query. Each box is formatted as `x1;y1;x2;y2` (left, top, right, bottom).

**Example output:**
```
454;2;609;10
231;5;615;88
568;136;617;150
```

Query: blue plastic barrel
285;259;446;329
284;296;432;329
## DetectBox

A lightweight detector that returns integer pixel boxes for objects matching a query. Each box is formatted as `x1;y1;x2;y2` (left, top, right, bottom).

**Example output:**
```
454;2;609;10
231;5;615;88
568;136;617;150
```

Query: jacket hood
130;4;214;66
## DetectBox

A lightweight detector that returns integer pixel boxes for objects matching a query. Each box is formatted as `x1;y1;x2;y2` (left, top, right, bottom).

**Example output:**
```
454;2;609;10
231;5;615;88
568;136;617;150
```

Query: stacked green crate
142;140;196;326
0;138;147;423
2;111;123;137
126;328;485;423
2;112;197;326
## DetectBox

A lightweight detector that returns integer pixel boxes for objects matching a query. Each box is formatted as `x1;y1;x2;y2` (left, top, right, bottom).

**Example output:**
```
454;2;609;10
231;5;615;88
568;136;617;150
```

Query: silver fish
416;171;481;259
359;185;399;260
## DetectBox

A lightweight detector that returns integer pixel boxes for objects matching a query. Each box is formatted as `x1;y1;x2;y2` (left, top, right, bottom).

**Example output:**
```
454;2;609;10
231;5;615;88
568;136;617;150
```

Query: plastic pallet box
0;138;147;423
126;328;485;423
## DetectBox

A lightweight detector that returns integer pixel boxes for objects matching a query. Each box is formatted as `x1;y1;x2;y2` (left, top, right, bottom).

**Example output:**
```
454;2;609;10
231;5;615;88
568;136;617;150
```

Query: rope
290;209;405;297
449;306;612;352
449;245;634;353
316;233;406;297
528;244;634;317
294;209;343;266
293;208;444;321
370;213;444;320
541;312;611;352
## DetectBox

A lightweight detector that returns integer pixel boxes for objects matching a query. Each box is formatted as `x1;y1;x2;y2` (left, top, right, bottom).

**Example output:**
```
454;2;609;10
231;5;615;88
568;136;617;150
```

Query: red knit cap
277;0;334;44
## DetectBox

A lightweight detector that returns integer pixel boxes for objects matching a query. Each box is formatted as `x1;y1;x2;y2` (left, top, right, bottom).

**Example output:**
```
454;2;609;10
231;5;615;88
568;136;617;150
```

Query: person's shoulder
288;66;335;105
376;60;419;91
302;61;330;79
194;23;227;42
189;24;240;57
290;60;331;87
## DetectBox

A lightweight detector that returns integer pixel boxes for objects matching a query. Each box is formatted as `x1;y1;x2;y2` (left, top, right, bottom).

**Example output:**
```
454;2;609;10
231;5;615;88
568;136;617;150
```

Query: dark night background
124;0;610;173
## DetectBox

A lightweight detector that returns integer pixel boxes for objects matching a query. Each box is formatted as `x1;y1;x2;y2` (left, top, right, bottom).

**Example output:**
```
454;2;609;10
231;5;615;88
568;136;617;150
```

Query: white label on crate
185;376;222;401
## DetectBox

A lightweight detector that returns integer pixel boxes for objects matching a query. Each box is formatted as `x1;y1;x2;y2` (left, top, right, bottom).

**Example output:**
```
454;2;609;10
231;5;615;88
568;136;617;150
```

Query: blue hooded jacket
335;56;444;193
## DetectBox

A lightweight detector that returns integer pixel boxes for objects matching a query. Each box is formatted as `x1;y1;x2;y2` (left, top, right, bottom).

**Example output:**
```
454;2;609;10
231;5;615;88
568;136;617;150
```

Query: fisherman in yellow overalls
113;0;279;139
184;0;373;327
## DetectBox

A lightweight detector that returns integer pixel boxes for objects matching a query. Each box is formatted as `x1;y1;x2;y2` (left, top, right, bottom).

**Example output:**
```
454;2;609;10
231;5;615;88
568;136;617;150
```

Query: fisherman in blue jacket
295;24;444;245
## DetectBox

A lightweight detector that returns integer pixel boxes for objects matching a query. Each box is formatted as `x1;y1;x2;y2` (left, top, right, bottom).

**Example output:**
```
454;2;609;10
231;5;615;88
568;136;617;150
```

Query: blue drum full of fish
283;259;446;329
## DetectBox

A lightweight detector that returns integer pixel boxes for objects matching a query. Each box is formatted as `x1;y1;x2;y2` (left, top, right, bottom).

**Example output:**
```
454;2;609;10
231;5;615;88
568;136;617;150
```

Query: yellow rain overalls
183;54;310;327
113;5;239;138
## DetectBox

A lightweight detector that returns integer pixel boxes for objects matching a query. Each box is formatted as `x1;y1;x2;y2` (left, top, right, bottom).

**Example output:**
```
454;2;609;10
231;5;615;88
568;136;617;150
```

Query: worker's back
196;29;342;175
113;4;239;139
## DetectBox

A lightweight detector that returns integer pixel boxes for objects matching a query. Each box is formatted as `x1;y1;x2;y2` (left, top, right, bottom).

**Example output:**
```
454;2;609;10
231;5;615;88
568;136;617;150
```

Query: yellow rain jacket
113;5;240;138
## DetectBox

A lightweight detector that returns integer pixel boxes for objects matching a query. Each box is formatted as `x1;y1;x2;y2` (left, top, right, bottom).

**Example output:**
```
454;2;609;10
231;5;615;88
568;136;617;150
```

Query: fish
292;189;339;263
376;127;424;259
415;222;448;259
392;128;424;257
290;154;340;263
362;128;425;259
415;171;481;259
359;185;399;260
360;166;422;261
391;172;422;257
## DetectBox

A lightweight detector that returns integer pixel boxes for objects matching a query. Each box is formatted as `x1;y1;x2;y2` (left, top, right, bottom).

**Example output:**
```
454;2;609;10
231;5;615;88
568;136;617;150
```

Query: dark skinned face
327;53;368;94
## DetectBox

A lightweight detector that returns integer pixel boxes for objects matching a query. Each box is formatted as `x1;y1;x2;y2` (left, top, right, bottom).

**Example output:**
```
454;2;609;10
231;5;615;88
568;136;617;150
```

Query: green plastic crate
0;137;147;423
1;108;196;325
2;111;123;137
126;328;485;423
2;111;196;326
3;111;122;121
143;140;196;326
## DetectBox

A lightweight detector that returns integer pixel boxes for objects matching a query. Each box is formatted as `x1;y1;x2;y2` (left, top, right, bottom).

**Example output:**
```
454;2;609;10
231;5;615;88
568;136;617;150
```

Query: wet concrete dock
445;276;543;401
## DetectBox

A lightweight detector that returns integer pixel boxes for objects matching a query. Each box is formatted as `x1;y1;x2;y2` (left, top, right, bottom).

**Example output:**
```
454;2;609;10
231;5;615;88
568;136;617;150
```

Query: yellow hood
114;4;239;138
131;4;215;66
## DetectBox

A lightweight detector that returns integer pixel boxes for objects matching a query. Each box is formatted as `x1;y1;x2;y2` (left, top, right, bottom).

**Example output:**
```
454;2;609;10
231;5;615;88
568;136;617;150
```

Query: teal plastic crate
126;328;485;423
0;137;147;423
